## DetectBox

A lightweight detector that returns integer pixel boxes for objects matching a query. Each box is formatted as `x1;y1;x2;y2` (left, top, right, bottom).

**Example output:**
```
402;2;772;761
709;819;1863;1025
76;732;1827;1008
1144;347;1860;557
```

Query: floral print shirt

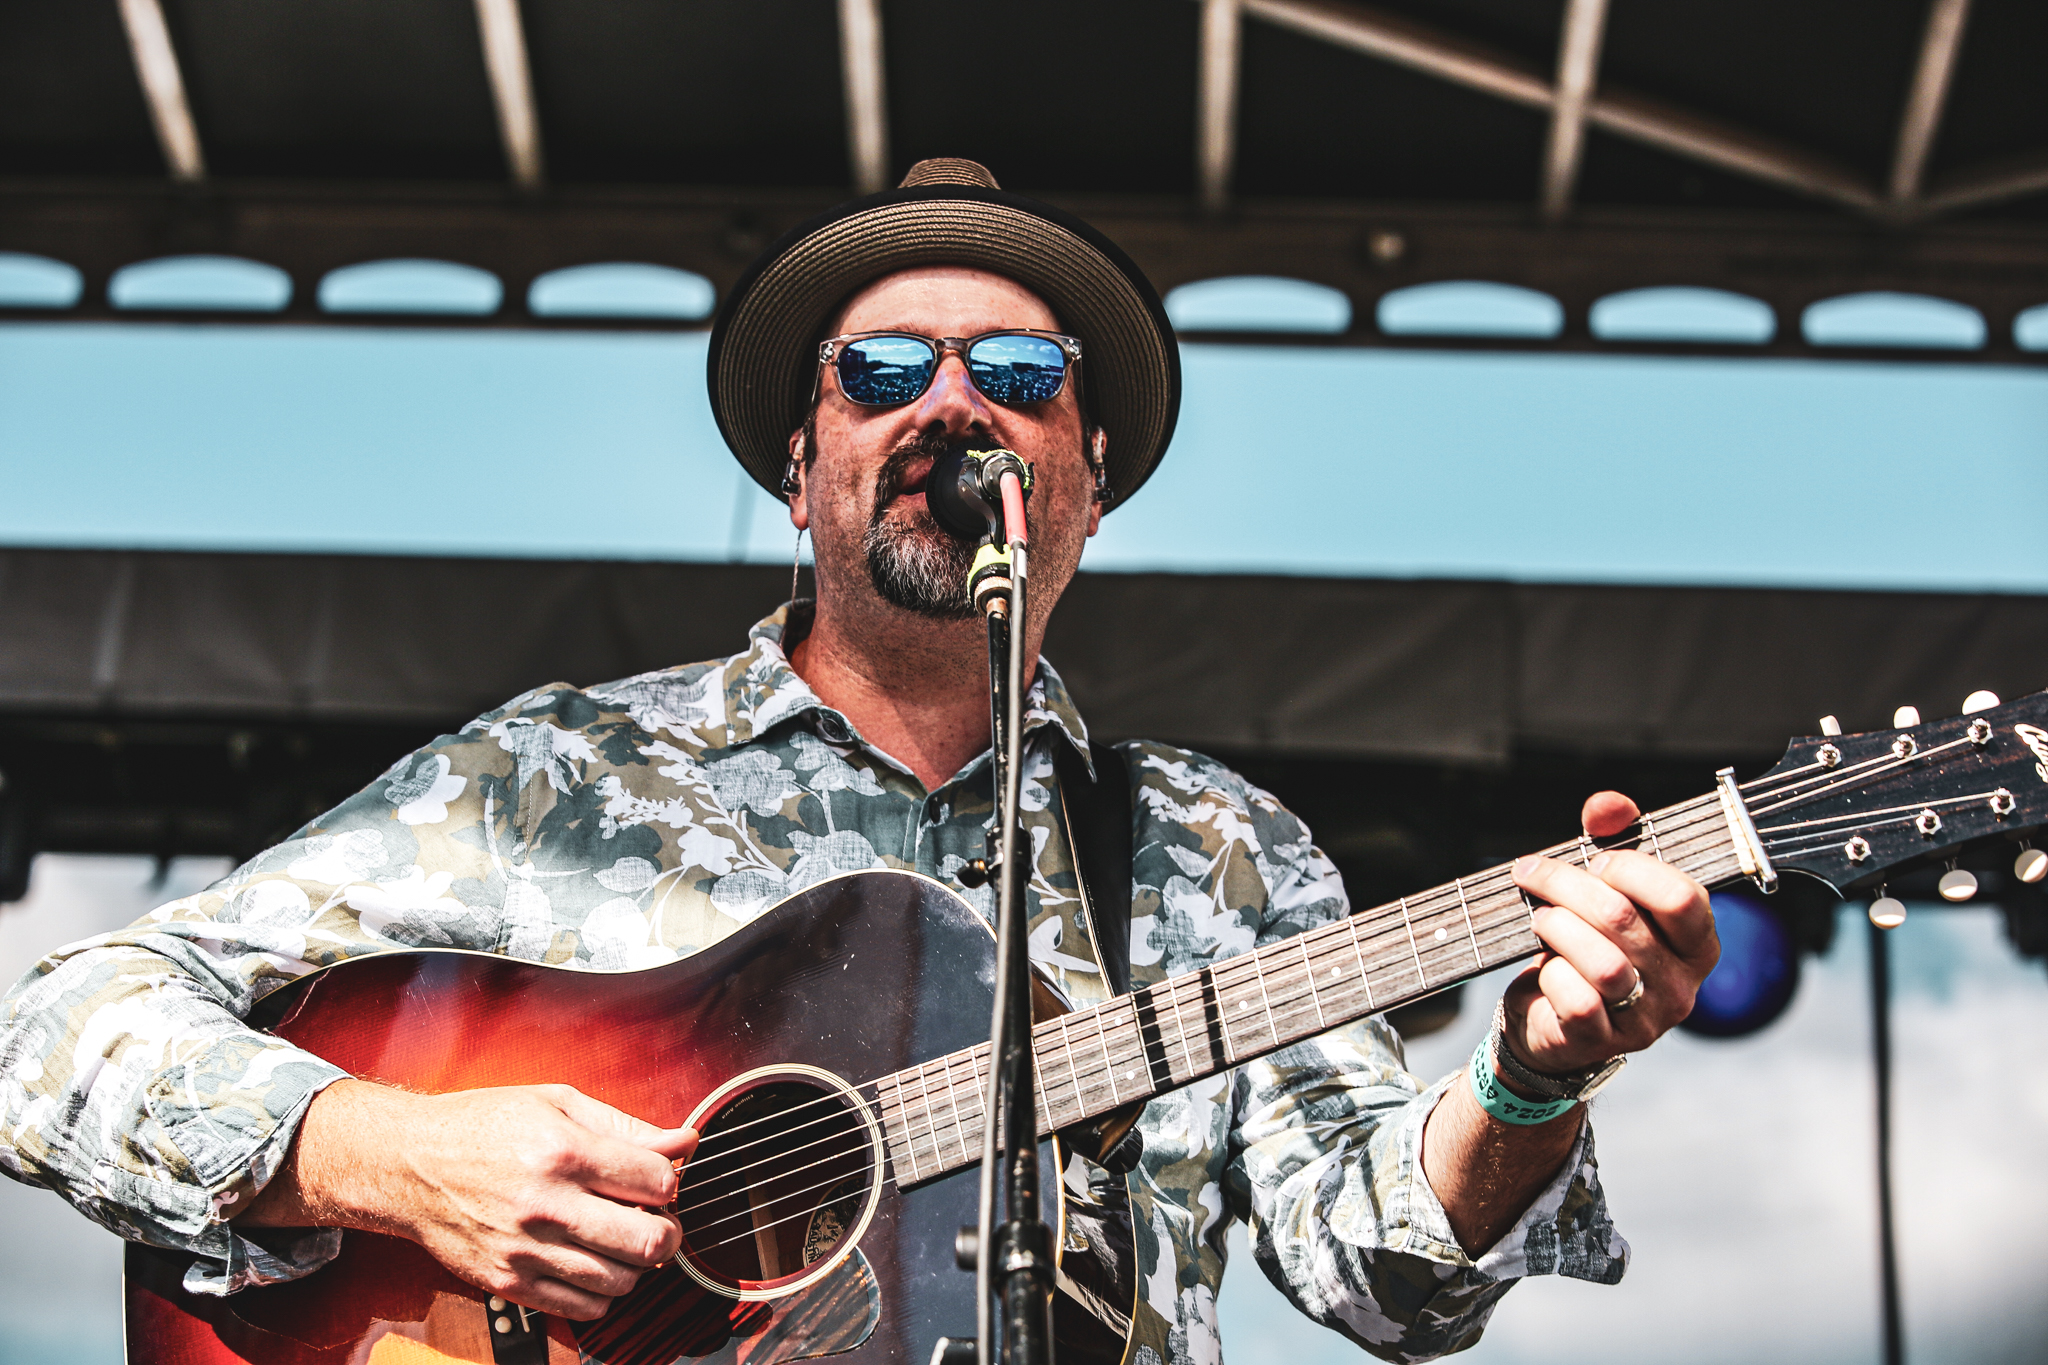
0;604;1625;1363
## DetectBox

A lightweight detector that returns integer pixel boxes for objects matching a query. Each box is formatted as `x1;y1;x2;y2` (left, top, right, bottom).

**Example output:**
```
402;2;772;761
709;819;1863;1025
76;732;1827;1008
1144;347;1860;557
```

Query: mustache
869;431;954;526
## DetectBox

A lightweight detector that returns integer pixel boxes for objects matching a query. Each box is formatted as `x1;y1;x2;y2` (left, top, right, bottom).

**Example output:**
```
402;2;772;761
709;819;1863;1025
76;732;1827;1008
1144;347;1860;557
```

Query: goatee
863;435;979;620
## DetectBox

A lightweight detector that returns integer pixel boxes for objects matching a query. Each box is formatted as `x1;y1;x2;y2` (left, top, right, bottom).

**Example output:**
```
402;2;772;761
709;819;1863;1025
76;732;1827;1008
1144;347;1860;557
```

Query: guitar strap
1051;739;1134;998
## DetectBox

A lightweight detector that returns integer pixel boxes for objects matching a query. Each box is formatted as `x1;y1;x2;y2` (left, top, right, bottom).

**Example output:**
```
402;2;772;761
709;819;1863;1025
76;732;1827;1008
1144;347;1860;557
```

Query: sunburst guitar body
125;871;1136;1365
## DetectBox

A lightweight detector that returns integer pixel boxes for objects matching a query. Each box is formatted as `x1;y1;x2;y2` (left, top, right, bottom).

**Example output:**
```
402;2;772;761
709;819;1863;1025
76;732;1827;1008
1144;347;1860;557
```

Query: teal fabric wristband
1468;1036;1578;1125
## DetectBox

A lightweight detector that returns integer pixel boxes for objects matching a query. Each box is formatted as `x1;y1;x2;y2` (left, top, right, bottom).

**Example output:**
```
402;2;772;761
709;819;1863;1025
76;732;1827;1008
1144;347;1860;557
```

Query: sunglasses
818;330;1082;408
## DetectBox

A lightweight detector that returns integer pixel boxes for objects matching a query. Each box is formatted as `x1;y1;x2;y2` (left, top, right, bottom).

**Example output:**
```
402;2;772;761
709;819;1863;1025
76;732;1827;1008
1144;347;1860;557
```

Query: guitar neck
875;787;1749;1187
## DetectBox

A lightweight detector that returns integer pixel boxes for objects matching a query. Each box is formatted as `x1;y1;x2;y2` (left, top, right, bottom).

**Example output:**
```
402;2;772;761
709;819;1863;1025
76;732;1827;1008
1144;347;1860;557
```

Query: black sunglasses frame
817;329;1083;409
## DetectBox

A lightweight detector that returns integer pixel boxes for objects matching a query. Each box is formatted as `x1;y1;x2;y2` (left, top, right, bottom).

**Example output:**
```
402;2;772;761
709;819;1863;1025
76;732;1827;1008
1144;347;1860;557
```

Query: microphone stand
972;493;1055;1365
924;445;1053;1365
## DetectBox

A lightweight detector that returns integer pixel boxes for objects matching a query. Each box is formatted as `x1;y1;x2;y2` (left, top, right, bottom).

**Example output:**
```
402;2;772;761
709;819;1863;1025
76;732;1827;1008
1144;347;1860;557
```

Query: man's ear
785;428;809;531
1084;425;1108;537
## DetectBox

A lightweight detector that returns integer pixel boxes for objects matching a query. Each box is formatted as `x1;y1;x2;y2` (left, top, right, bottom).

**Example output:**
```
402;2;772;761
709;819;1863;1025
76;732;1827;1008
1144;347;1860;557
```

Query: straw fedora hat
707;158;1180;511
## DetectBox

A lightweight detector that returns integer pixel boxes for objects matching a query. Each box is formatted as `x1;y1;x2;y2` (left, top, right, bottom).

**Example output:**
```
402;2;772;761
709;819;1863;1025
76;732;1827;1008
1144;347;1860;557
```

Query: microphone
926;441;1033;544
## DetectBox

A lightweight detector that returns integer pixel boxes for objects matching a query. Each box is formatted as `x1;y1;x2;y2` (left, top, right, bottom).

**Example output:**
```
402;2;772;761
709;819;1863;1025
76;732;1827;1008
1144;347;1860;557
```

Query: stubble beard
862;433;979;621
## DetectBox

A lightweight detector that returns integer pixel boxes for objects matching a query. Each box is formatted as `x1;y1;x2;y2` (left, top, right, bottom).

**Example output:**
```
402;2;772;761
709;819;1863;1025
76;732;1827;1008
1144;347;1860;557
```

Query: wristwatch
1486;1001;1627;1102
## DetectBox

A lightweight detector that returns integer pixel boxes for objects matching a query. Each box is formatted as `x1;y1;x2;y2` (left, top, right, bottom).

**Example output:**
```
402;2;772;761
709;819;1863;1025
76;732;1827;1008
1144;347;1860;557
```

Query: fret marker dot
1330;967;1342;977
1241;1000;1253;1010
1434;927;1448;942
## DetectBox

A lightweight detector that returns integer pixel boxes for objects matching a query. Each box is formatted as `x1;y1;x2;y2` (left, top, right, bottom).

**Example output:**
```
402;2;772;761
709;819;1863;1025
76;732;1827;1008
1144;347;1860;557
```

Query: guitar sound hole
673;1077;876;1296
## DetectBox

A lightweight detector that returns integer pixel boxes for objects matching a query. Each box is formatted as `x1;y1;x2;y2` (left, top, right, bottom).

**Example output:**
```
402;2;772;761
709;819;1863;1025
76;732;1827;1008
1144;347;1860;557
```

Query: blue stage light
1679;891;1801;1038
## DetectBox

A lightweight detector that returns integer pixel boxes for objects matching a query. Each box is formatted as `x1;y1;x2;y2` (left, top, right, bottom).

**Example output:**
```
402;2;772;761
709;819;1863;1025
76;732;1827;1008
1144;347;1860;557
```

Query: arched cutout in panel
1376;281;1563;339
109;255;291;312
2013;304;2048;352
1802;292;1985;349
1589;287;1775;344
528;263;716;320
1164;276;1351;333
0;253;84;309
319;259;503;315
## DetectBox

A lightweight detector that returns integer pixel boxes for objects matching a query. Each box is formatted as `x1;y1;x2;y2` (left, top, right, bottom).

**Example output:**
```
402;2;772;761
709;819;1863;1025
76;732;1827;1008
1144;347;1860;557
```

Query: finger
550;1087;699;1158
1591;850;1719;962
1530;904;1643;1006
555;1193;684;1268
1514;856;1661;960
499;1273;615;1321
1536;954;1617;1051
525;1240;651;1299
1581;790;1640;840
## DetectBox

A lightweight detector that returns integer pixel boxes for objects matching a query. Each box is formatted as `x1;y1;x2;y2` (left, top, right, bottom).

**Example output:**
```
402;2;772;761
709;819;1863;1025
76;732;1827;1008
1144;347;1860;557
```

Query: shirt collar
725;602;1094;778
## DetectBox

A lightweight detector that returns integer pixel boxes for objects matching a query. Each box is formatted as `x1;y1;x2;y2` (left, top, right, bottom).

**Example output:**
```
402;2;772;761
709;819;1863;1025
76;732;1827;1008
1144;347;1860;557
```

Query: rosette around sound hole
672;1073;882;1299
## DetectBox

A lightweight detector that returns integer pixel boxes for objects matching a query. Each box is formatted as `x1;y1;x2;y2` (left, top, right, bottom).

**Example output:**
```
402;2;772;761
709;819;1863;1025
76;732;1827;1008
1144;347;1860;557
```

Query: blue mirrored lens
967;335;1068;404
838;336;937;405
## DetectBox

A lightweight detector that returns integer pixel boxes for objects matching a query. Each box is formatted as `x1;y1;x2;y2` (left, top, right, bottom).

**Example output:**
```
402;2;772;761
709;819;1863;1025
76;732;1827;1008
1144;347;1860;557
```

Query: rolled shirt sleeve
0;697;535;1295
1225;1019;1627;1362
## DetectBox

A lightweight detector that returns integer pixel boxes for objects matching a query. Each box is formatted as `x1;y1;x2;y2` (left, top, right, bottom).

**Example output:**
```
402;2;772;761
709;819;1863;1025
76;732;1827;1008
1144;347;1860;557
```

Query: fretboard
873;789;1747;1187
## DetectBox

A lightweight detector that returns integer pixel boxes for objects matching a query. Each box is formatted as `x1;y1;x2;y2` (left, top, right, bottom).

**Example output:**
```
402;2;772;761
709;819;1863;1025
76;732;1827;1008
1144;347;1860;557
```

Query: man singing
0;159;1716;1363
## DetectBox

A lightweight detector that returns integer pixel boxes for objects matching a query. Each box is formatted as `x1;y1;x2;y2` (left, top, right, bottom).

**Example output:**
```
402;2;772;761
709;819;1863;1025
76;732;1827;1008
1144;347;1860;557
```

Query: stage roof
3;0;2048;359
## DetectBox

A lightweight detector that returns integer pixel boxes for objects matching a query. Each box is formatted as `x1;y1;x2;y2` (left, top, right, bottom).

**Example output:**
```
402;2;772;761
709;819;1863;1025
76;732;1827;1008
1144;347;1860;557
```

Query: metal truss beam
838;0;890;194
1241;0;1883;213
1540;0;1609;222
116;0;204;183
1197;0;1243;214
4;181;2044;359
1889;0;1972;205
474;0;546;191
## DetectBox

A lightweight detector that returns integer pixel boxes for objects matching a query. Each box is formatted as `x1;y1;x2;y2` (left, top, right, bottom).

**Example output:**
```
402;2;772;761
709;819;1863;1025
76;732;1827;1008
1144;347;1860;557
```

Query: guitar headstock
1744;691;2048;893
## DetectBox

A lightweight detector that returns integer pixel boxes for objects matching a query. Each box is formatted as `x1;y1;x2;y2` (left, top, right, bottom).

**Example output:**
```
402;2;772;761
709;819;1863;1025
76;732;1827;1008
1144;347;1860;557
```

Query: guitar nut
1818;743;1842;768
1990;789;2016;817
1968;718;1992;745
1892;736;1919;759
1915;808;1943;837
1845;836;1871;863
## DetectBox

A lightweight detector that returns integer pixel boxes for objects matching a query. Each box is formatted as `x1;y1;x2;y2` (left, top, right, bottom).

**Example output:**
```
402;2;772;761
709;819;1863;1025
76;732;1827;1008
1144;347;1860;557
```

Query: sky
2;321;2047;593
3;854;2045;1365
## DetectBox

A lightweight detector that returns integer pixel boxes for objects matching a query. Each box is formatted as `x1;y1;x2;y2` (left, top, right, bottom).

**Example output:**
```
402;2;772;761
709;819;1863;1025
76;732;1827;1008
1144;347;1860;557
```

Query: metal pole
1868;917;1905;1365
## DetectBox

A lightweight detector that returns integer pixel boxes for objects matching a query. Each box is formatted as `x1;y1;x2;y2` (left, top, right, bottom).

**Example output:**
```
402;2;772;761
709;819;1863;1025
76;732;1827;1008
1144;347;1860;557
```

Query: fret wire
890;1077;924;1183
1297;935;1327;1029
1251;954;1281;1050
1395;896;1429;990
1452;877;1483;969
944;1053;976;1166
1642;811;1664;858
908;1064;936;1179
1056;1014;1086;1125
1347;917;1376;1008
1093;1000;1123;1105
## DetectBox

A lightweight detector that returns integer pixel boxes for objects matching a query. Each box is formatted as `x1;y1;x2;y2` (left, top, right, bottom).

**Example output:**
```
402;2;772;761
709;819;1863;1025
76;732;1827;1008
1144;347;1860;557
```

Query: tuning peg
1962;690;2001;715
1938;863;1978;902
1820;715;1843;736
2017;844;2048;885
1893;705;1920;727
1868;894;1907;929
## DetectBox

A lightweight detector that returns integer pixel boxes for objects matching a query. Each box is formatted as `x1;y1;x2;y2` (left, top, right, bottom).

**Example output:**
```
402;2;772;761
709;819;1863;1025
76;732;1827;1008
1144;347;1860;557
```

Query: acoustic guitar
126;694;2048;1365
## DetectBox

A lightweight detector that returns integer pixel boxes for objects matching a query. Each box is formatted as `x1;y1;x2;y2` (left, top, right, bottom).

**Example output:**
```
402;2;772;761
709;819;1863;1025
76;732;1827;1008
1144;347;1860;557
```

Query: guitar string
674;1154;881;1235
1743;735;1976;819
668;741;2003;1261
674;1104;870;1182
667;795;1739;1182
1758;789;2017;852
909;799;1735;1165
1754;787;2006;838
1737;732;1973;807
674;1133;880;1208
